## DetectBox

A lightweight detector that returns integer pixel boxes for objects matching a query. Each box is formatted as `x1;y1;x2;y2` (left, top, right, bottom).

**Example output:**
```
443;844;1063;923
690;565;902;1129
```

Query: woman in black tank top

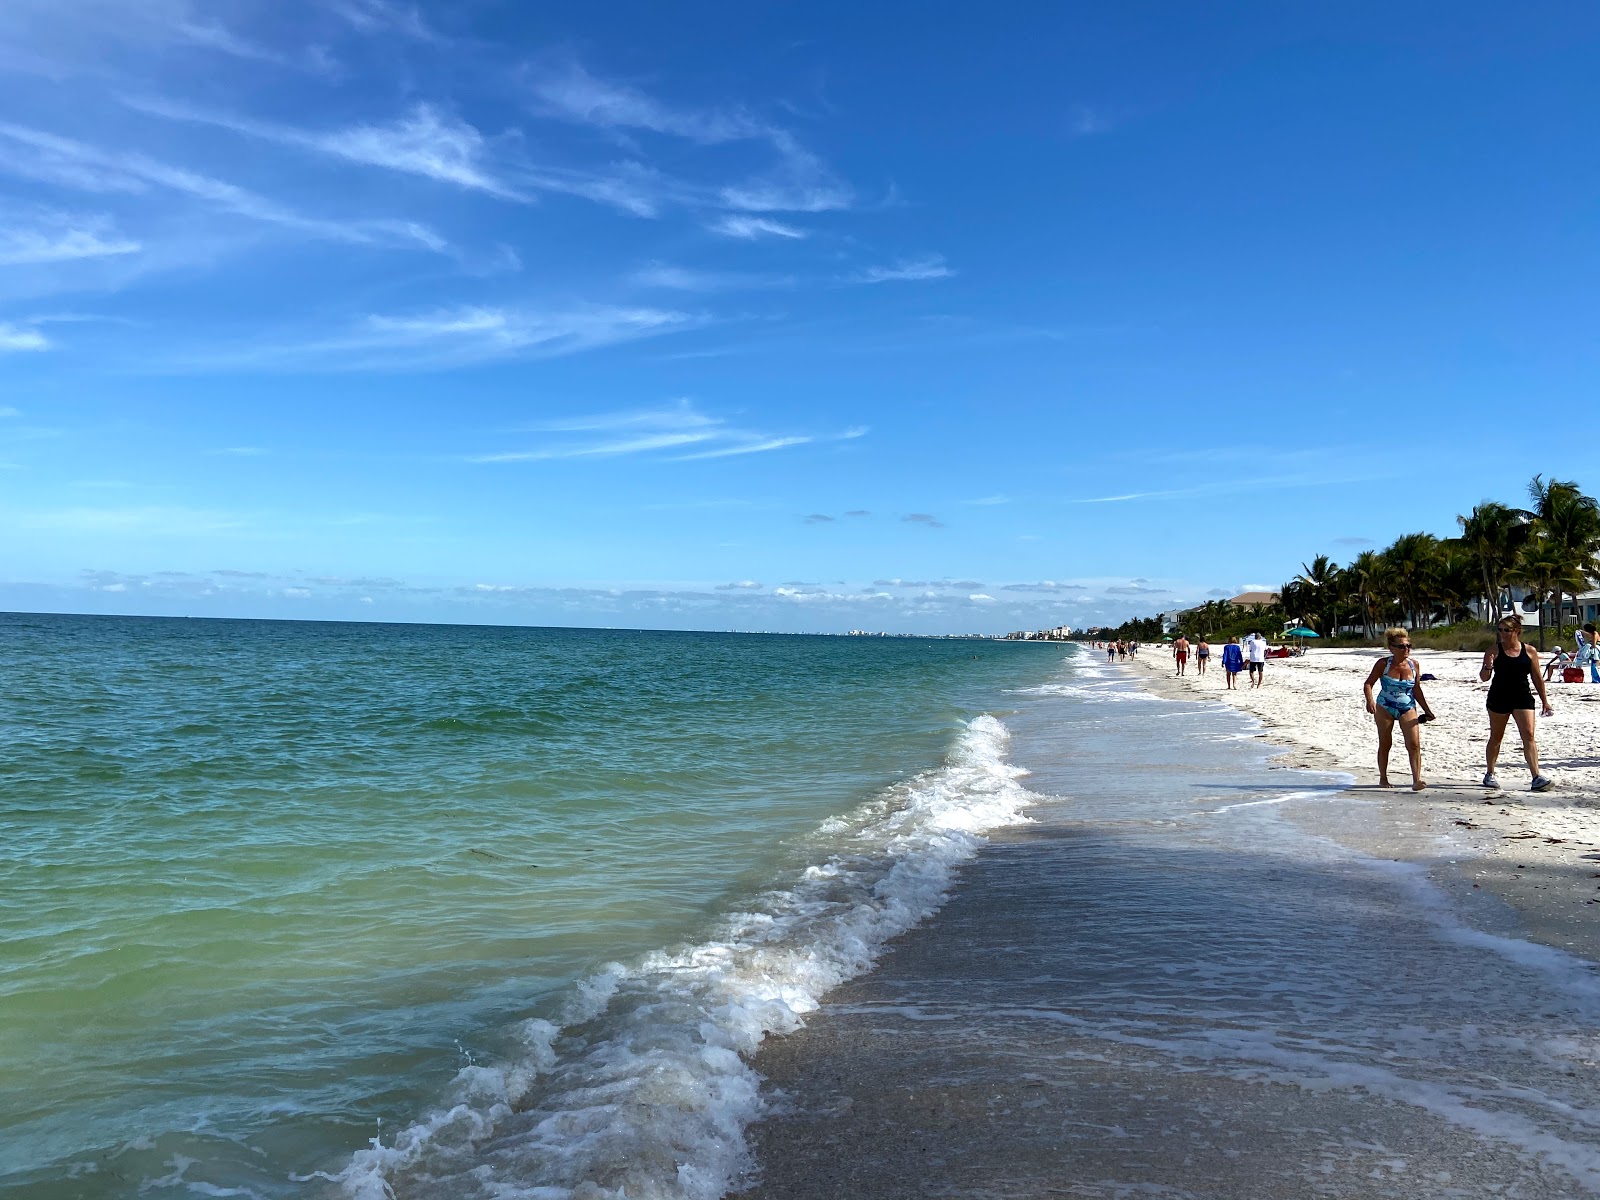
1479;614;1554;792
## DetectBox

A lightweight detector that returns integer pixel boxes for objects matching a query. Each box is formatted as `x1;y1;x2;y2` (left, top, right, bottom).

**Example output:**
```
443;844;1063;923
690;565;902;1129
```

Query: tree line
1089;475;1600;650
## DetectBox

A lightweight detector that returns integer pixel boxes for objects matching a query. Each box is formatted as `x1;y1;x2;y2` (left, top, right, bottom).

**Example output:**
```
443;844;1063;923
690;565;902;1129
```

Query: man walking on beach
1243;630;1268;688
1173;634;1190;676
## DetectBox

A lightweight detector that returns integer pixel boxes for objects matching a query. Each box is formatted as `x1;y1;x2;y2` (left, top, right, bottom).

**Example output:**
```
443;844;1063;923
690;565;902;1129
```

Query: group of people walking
1361;614;1554;793
1169;632;1269;688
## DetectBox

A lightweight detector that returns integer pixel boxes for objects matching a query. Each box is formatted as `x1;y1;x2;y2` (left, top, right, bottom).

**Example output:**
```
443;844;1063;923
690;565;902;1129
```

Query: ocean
0;613;1067;1199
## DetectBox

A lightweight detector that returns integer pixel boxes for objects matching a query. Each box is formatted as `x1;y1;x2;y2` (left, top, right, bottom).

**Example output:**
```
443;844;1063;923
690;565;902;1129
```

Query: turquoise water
0;614;1067;1198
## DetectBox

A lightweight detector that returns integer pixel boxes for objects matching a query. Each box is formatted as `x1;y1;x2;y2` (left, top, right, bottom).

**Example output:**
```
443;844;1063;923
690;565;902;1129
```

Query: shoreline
1122;646;1600;962
736;648;1600;1197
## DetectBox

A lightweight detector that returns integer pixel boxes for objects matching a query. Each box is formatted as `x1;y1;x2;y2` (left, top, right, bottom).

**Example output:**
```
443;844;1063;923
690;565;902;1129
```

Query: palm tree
1512;537;1585;651
1383;532;1440;630
1457;500;1529;623
1295;554;1342;634
1526;475;1600;641
1347;550;1382;640
1433;541;1481;625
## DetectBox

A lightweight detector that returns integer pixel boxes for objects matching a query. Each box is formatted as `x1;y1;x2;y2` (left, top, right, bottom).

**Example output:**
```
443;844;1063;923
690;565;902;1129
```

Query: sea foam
327;713;1037;1200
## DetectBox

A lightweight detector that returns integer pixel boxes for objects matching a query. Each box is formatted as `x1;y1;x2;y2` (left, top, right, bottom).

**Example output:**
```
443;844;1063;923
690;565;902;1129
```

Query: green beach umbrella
1286;627;1319;638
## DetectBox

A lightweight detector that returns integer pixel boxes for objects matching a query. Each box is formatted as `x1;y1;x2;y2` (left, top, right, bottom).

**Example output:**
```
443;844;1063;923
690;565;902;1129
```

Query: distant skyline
2;3;1598;633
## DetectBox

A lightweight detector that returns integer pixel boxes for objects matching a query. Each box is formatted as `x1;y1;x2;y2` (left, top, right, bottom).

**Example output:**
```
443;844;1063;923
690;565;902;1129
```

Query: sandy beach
1127;645;1600;959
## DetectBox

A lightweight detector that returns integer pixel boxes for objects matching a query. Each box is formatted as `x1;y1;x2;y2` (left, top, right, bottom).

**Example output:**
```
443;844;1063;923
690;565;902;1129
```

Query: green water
0;614;1064;1197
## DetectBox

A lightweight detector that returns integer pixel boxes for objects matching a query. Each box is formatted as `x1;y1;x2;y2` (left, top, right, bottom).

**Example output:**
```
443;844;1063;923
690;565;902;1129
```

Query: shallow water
0;614;1065;1198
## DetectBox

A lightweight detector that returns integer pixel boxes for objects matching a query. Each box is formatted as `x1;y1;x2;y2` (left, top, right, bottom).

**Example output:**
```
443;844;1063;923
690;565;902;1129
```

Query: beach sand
1129;645;1600;959
735;647;1600;1198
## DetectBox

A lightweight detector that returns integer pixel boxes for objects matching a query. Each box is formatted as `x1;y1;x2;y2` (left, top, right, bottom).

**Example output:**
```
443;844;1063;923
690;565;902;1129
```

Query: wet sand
735;651;1600;1199
1129;647;1600;961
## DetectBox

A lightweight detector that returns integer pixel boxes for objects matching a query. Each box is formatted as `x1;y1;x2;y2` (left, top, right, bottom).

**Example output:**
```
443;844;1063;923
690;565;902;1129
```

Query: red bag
1563;667;1583;683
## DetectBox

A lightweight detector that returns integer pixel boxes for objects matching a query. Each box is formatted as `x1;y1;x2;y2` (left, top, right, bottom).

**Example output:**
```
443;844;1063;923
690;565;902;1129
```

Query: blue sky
2;2;1597;633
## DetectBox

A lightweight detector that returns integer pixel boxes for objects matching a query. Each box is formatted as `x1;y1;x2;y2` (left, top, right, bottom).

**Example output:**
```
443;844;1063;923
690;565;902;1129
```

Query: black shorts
1486;694;1535;715
1247;660;1264;672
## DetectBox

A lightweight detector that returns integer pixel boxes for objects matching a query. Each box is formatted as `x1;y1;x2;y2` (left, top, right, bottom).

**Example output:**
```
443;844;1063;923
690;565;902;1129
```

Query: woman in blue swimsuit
1362;627;1436;791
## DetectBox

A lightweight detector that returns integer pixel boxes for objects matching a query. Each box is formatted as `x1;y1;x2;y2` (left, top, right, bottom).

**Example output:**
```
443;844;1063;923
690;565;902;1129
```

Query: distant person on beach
1362;627;1436;791
1173;635;1190;675
1578;623;1600;683
1242;631;1268;687
1544;647;1573;683
1480;613;1554;792
1195;638;1210;674
1221;636;1244;688
1106;642;1116;662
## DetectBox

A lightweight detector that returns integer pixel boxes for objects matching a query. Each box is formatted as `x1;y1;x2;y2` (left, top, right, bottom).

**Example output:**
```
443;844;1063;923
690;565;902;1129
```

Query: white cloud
630;262;792;292
124;97;525;201
332;0;437;40
718;132;853;214
282;586;311;598
969;593;995;603
527;60;767;144
475;431;716;463
0;323;49;351
716;580;764;590
194;304;696;372
0;406;20;417
852;254;953;284
673;436;810;461
517;399;718;435
0;213;140;266
706;214;807;240
475;398;823;465
0;121;445;251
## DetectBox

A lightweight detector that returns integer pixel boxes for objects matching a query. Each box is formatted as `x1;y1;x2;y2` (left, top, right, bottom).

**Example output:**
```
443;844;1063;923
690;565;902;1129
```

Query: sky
1;2;1597;634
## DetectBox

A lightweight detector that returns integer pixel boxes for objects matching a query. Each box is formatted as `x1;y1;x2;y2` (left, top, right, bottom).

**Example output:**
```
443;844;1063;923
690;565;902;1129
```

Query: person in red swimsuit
1173;634;1190;675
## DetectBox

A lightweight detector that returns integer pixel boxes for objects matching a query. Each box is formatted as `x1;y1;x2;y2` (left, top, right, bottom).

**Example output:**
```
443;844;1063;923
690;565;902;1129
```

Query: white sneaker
1482;772;1499;789
1531;775;1554;792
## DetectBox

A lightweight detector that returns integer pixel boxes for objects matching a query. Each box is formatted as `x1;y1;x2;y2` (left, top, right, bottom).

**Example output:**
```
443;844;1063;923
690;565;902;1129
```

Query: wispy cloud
0;121;445;251
630;262;793;292
0;210;140;265
852;254;953;284
0;1;326;76
706;214;807;240
0;323;50;352
474;431;715;463
527;59;852;215
331;0;438;40
124;97;525;201
528;60;769;144
474;398;830;464
177;304;696;373
999;581;1089;593
903;513;945;529
673;435;810;461
716;580;764;590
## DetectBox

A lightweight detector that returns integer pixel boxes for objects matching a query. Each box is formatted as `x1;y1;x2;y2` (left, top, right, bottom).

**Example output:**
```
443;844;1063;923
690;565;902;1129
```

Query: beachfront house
1227;591;1281;610
1159;605;1202;634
